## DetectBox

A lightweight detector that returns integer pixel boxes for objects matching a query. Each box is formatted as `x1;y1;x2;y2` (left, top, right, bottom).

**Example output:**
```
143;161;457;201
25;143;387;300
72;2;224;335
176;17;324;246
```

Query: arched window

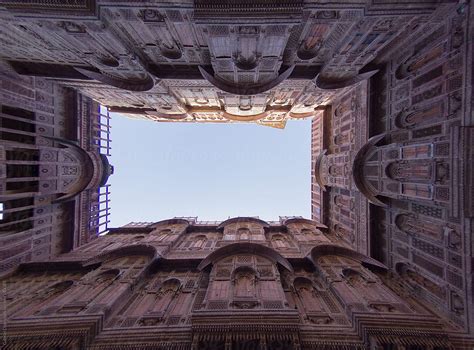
193;235;207;249
233;267;257;299
272;234;287;248
342;268;363;282
157;229;172;241
238;228;250;240
395;213;442;240
396;263;445;299
386;160;432;182
293;277;324;313
153;279;181;313
95;269;121;283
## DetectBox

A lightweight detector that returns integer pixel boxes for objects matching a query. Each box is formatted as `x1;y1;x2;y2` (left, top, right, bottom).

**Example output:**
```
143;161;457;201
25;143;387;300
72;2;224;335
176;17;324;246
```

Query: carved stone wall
0;0;460;129
309;1;473;338
0;63;112;275
312;82;370;254
0;0;473;348
2;216;472;349
356;2;472;334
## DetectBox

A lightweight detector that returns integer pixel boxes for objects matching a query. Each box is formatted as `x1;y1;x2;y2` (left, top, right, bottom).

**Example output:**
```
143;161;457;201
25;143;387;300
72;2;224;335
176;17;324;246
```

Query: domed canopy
150;218;191;228
198;242;293;272
313;150;328;191
352;134;387;207
217;217;270;230
283;217;327;229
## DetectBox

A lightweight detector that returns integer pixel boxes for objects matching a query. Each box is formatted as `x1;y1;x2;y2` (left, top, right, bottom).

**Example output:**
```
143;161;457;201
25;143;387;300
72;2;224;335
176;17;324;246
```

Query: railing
91;105;112;156
89;184;111;236
88;104;112;237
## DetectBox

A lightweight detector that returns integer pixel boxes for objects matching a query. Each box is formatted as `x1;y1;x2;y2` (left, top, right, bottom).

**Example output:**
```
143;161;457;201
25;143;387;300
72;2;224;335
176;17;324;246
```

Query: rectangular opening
6;180;38;192
2;105;35;121
1;131;35;144
6;148;40;161
6;164;39;178
0;197;34;234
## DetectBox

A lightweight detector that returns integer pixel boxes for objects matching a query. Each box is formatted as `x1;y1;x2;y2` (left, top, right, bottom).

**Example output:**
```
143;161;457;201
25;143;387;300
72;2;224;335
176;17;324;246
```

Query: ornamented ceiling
0;0;448;127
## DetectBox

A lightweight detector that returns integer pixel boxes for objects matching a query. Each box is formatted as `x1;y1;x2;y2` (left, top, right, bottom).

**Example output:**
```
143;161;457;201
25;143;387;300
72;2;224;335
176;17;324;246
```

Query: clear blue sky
107;114;312;228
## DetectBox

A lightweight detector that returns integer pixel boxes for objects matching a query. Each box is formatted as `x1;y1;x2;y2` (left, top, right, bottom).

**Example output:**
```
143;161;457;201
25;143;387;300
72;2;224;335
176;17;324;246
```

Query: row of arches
3;241;456;350
4;242;388;319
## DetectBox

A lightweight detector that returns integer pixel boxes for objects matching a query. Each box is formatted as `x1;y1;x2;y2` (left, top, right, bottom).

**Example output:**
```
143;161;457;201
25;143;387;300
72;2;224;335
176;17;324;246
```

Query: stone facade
2;217;471;349
0;61;112;275
0;0;473;349
0;0;463;128
311;0;474;341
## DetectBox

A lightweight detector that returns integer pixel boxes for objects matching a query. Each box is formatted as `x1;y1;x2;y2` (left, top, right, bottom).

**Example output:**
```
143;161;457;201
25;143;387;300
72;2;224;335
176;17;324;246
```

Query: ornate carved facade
0;60;112;275
1;217;471;349
0;0;473;349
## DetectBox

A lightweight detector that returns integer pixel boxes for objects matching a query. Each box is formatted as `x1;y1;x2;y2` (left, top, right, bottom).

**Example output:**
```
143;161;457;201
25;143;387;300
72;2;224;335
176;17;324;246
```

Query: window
157;229;172;241
238;228;250;240
193;236;206;248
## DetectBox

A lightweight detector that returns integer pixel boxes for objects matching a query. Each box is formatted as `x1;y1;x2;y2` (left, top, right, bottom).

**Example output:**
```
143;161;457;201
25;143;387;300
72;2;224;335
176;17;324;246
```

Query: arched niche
395;43;444;80
385;160;432;182
395;263;446;300
153;229;172;242
231;266;258;299
19;280;76;317
204;253;288;311
152;278;183;314
192;235;208;249
341;268;366;283
198;243;293;273
394;102;444;129
94;268;121;283
270;233;292;250
292;276;329;318
237;227;250;240
394;213;448;242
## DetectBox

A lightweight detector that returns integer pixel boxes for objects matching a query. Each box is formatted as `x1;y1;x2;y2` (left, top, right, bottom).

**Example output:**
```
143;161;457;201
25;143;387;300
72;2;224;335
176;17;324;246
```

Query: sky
107;113;312;228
